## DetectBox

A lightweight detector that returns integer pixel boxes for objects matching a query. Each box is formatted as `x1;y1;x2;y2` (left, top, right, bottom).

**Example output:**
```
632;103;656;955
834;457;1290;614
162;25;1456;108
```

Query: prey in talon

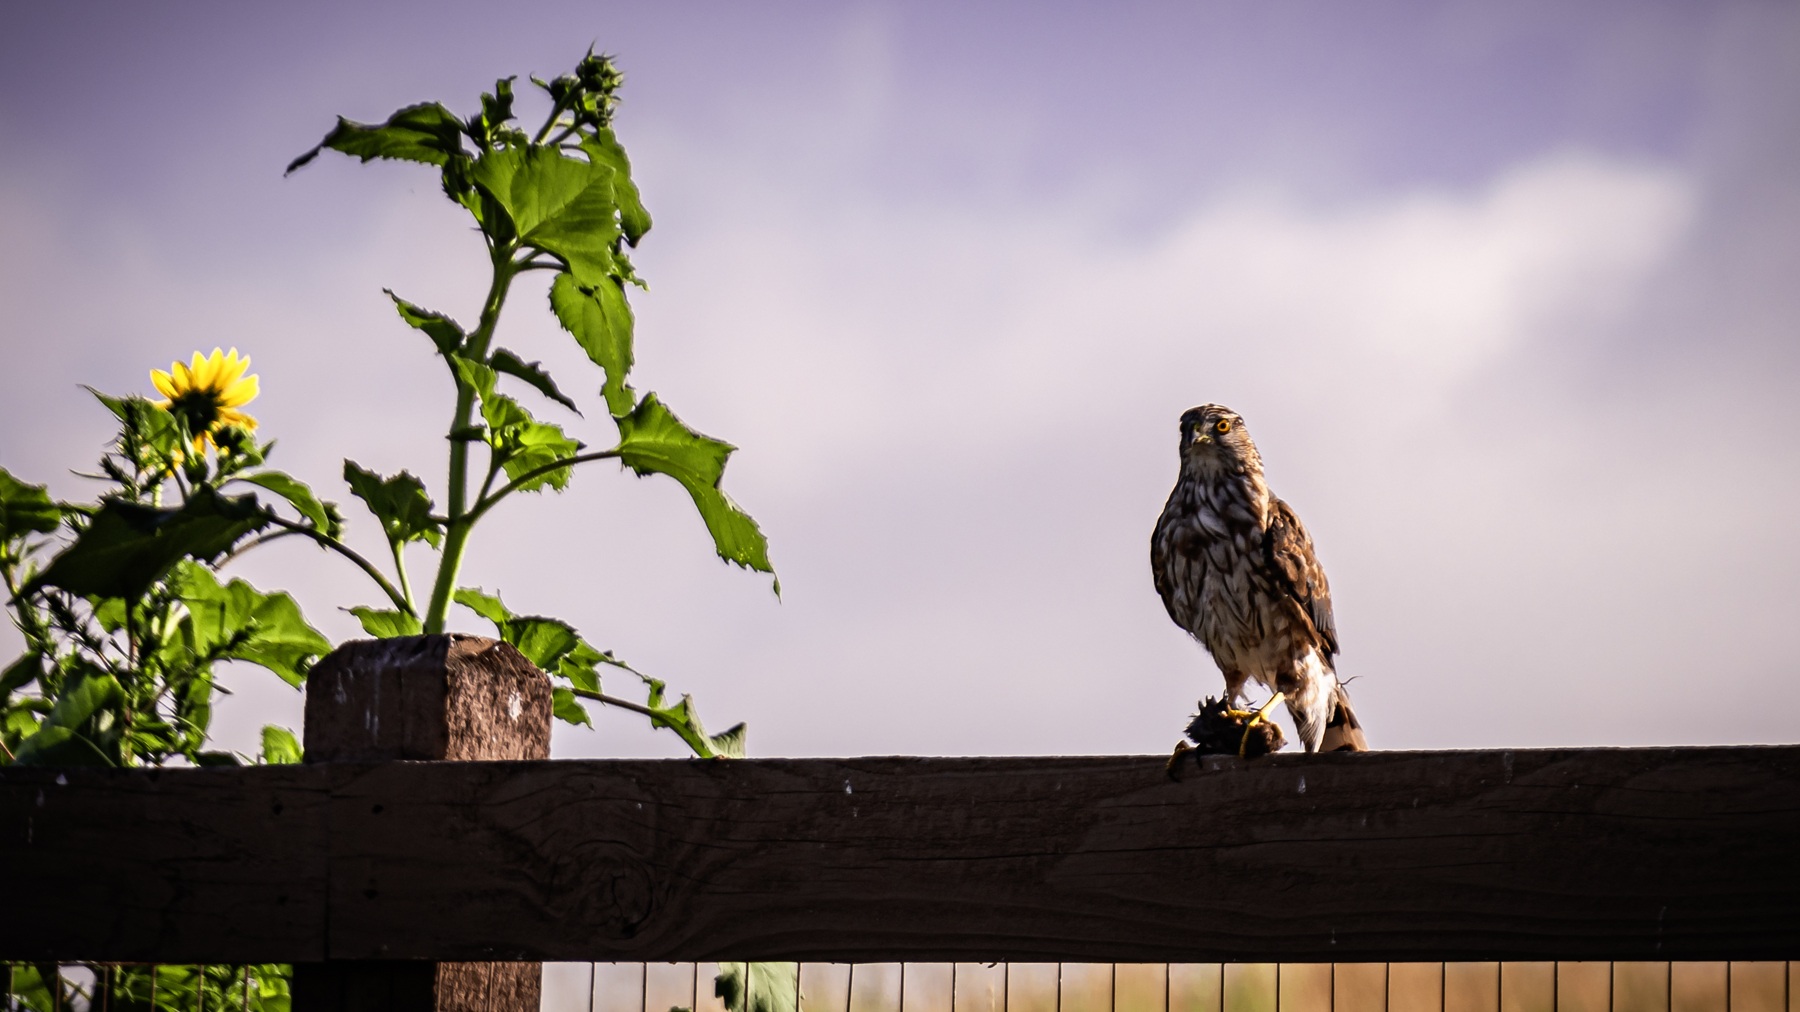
1152;404;1367;774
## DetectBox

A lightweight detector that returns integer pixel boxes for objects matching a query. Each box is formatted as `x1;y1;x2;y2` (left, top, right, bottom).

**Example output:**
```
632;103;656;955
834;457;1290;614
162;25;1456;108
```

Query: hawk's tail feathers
1320;681;1368;752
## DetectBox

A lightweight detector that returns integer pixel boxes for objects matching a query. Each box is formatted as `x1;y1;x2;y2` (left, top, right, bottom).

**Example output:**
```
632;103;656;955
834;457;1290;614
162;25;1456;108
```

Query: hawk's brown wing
1265;497;1337;657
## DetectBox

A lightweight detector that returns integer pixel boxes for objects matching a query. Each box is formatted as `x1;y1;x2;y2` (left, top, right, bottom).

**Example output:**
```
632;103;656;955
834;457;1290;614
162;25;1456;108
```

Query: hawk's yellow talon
1236;693;1286;758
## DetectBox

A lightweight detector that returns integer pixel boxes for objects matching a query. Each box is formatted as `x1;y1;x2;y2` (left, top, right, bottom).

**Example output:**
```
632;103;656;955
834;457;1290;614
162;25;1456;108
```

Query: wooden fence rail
3;747;1798;965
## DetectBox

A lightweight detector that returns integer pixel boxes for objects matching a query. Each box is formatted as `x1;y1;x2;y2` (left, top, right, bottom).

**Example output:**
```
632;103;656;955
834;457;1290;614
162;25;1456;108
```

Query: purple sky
2;1;1797;760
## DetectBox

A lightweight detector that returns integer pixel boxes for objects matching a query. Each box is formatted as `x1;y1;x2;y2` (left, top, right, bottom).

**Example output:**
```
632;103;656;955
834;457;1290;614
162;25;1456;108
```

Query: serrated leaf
178;564;331;688
614;394;774;578
469;146;621;285
707;722;747;759
579;129;652;246
462;374;582;493
0;468;60;542
453;586;512;626
557;639;621;695
240;471;341;539
350;606;422;638
261;725;303;765
715;964;799;1012
30;489;270;602
504;616;580;671
551;686;592;727
491;348;580;414
288;102;466;174
549;272;636;417
343;461;442;548
452;588;578;671
386;290;466;357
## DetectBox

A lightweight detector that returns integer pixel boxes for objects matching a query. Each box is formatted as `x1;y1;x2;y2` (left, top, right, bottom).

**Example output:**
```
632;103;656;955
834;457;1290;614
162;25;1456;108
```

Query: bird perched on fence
1151;404;1366;756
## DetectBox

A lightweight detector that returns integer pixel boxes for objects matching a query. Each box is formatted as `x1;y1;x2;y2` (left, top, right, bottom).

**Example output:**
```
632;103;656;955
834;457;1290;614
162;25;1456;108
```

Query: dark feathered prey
1152;404;1367;753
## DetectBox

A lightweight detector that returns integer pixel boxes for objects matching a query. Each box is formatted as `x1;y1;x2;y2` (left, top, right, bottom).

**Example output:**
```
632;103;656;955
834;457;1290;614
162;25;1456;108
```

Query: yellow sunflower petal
220;373;259;407
217;406;258;428
218;349;249;386
200;348;228;390
170;360;193;391
150;369;177;399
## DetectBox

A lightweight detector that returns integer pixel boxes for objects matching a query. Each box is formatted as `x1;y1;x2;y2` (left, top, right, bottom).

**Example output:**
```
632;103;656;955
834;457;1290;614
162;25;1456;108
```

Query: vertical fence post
292;635;553;1012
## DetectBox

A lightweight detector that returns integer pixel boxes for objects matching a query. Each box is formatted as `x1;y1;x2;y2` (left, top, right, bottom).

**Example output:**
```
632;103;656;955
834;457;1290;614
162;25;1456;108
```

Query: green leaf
491;348;580;414
261;725;303;764
551;686;592;727
349;607;422;638
344;461;443;548
715;964;799;1012
240;471;341;539
288;102;467;174
557;639;621;694
614;394;775;581
707;722;748;760
386;290;467;357
12;724;113;766
178;564;332;688
0;468;60;543
549;272;636;417
0;652;43;695
193;751;243;767
456;366;584;493
451;588;577;670
469;146;621;285
30;489;271;602
452;586;512;626
467;76;518;148
579;129;652;247
45;670;123;730
504;616;580;671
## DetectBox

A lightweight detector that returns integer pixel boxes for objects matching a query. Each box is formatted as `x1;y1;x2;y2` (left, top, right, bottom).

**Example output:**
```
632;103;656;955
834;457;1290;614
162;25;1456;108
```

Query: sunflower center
166;389;227;435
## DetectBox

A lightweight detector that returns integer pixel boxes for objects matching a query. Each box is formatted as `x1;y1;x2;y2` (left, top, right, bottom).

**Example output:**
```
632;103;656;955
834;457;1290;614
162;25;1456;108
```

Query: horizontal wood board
2;748;1797;963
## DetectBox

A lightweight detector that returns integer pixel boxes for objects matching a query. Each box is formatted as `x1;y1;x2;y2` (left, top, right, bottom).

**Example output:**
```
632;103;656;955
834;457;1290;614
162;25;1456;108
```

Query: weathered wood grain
0;764;327;962
3;747;1798;963
321;748;1800;962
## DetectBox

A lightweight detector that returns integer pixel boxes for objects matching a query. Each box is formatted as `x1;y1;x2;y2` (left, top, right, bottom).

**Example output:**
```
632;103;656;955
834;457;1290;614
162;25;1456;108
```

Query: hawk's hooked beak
1192;430;1214;446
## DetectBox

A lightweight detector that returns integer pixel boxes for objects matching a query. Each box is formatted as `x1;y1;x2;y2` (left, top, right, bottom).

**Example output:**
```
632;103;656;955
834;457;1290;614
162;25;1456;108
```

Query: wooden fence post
292;634;553;1012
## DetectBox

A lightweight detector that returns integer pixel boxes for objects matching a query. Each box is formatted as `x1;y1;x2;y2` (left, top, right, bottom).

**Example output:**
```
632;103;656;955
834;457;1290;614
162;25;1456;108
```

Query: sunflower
151;348;260;450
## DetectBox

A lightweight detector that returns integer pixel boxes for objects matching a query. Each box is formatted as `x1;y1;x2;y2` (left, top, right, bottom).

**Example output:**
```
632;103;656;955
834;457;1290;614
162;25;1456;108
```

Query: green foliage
4;49;775;803
616;394;775;582
715;963;801;1012
5;961;294;1011
261;725;303;765
343;462;443;549
350;607;424;638
30;490;270;603
1;403;331;768
180;567;331;688
451;586;744;757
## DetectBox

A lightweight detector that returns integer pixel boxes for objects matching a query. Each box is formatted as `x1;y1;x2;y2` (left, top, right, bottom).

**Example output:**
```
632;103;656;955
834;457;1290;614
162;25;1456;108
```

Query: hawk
1151;404;1367;754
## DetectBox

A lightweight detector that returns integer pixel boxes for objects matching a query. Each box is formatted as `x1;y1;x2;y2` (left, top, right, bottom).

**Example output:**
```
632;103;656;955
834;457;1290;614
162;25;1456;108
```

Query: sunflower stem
465;450;621;525
423;248;517;634
262;514;412;615
390;540;416;614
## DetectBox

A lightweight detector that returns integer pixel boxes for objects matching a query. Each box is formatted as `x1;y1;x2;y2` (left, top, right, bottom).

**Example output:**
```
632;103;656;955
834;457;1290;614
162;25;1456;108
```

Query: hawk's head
1178;403;1262;474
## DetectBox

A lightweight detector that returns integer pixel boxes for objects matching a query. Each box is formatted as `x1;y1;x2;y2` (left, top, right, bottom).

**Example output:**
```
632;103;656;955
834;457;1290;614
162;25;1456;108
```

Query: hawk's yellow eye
1215;419;1231;434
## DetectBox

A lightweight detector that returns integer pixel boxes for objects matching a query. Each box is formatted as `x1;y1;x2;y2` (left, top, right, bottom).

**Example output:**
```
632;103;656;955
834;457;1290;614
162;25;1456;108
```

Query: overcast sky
2;1;1796;760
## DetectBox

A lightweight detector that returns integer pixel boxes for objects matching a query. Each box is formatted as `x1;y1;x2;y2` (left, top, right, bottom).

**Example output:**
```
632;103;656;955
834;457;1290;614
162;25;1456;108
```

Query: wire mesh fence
6;962;1791;1012
538;962;1798;1012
